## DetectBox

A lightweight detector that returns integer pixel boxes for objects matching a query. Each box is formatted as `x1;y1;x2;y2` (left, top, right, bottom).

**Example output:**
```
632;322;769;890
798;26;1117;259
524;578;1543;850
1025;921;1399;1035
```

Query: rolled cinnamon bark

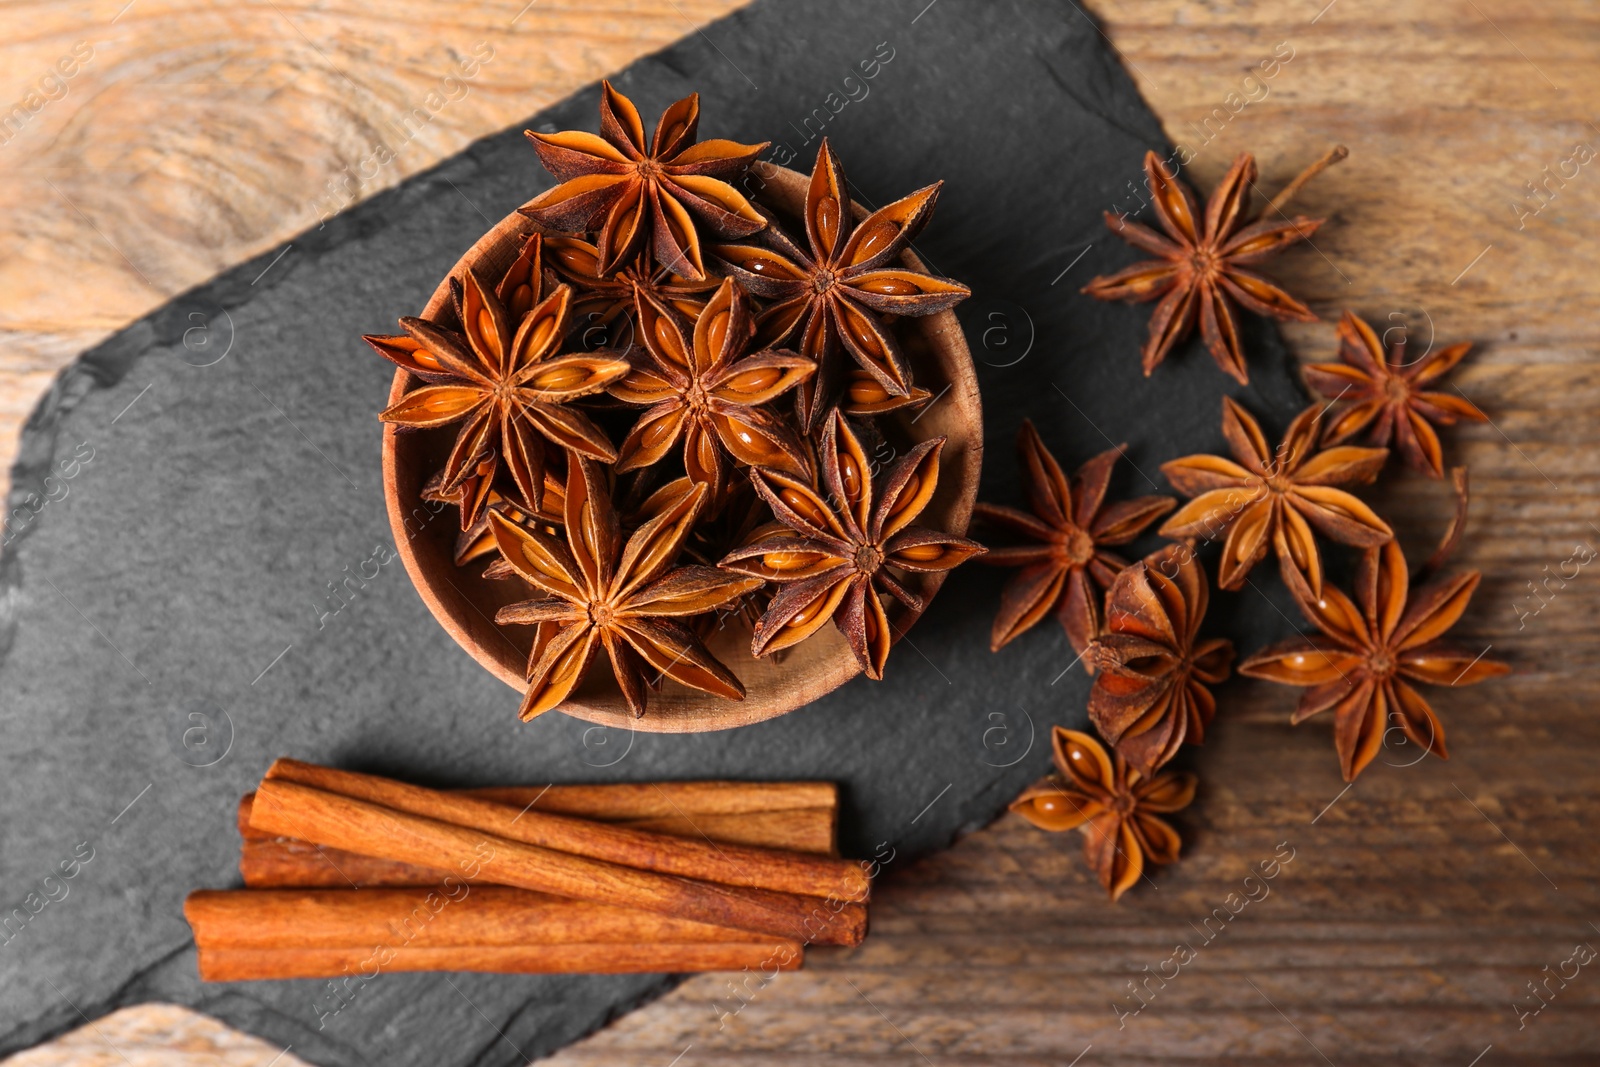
248;779;867;947
236;795;839;887
198;941;801;981
186;886;787;947
261;759;868;903
236;781;838;849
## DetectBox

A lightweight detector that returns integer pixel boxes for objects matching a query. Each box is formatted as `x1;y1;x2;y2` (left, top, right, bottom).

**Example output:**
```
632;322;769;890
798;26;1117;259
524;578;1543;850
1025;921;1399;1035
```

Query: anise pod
608;277;815;500
1240;538;1509;781
1088;544;1234;776
1083;150;1332;384
1304;311;1489;478
839;369;932;417
1010;727;1195;901
720;410;983;679
518;81;768;281
489;451;761;719
975;421;1175;663
713;138;970;430
1159;397;1392;596
544;237;717;347
366;271;629;527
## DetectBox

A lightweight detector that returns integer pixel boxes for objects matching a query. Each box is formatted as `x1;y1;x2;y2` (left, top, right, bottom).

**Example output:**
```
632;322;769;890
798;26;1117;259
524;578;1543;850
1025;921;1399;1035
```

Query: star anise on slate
1083;149;1337;385
1088;544;1234;776
609;277;816;499
1239;539;1509;781
1304;310;1489;478
1011;727;1196;901
367;269;628;527
488;452;762;719
1159;397;1392;596
713;138;971;430
720;410;983;678
519;81;768;281
544;236;717;345
975;420;1175;662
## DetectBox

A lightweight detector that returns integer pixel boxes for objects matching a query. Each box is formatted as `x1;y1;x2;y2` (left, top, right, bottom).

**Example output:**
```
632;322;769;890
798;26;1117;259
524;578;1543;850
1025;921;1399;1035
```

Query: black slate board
0;1;1309;1063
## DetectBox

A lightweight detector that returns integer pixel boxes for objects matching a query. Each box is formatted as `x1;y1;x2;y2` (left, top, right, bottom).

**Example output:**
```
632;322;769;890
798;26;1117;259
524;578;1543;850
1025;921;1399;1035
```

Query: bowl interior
382;164;982;732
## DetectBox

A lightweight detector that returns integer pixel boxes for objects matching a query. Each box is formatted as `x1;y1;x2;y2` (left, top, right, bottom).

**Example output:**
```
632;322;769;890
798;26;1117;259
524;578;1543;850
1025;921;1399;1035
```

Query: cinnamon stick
236;780;838;841
197;941;802;981
261;759;869;904
249;779;867;947
185;887;789;947
468;780;836;818
241;804;837;853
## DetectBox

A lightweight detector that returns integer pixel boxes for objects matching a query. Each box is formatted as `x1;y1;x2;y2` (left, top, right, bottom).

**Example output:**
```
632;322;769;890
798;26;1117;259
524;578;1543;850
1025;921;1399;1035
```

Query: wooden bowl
383;164;983;732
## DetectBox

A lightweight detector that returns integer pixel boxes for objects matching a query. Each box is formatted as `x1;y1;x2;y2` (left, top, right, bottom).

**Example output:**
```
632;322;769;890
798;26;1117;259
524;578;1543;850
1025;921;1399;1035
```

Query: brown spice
1239;538;1509;781
1010;727;1195;901
974;420;1174;662
1158;397;1392;596
1083;148;1343;384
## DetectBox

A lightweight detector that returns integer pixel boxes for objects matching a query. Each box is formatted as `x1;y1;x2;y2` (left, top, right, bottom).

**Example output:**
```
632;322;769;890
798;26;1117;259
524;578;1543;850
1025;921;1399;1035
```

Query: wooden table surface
5;1;1598;1065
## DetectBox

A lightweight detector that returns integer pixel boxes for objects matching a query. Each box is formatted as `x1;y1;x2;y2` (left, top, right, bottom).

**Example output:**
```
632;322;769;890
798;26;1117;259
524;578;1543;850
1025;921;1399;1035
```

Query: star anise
1088;544;1234;776
1304;311;1489;478
1010;726;1196;901
488;452;762;719
608;277;816;499
975;421;1175;662
1239;539;1509;781
544;236;717;347
1083;148;1343;384
519;81;767;281
1159;397;1392;596
719;410;983;679
366;269;628;527
713;138;971;430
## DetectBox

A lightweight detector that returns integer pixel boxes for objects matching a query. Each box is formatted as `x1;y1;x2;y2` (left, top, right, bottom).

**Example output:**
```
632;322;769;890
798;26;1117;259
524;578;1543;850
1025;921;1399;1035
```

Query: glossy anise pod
975;420;1175;664
608;277;816;501
839;369;932;417
1240;538;1508;781
366;269;628;527
720;410;983;679
488;452;761;719
1159;397;1392;596
1084;150;1335;384
544;237;717;347
1304;311;1489;478
713;138;970;430
1087;544;1234;777
519;81;768;281
1010;727;1195;901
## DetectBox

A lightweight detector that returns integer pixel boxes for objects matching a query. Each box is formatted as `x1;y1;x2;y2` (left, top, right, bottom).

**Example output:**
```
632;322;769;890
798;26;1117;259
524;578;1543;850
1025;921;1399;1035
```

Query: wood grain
7;0;1600;1064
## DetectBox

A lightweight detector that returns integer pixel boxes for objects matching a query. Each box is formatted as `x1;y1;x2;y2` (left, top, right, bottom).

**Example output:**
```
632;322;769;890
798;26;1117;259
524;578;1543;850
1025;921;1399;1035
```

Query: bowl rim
381;162;983;733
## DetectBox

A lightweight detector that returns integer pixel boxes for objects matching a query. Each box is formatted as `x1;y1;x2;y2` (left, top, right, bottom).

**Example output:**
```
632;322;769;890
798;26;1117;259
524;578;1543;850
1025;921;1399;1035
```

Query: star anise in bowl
375;93;983;732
